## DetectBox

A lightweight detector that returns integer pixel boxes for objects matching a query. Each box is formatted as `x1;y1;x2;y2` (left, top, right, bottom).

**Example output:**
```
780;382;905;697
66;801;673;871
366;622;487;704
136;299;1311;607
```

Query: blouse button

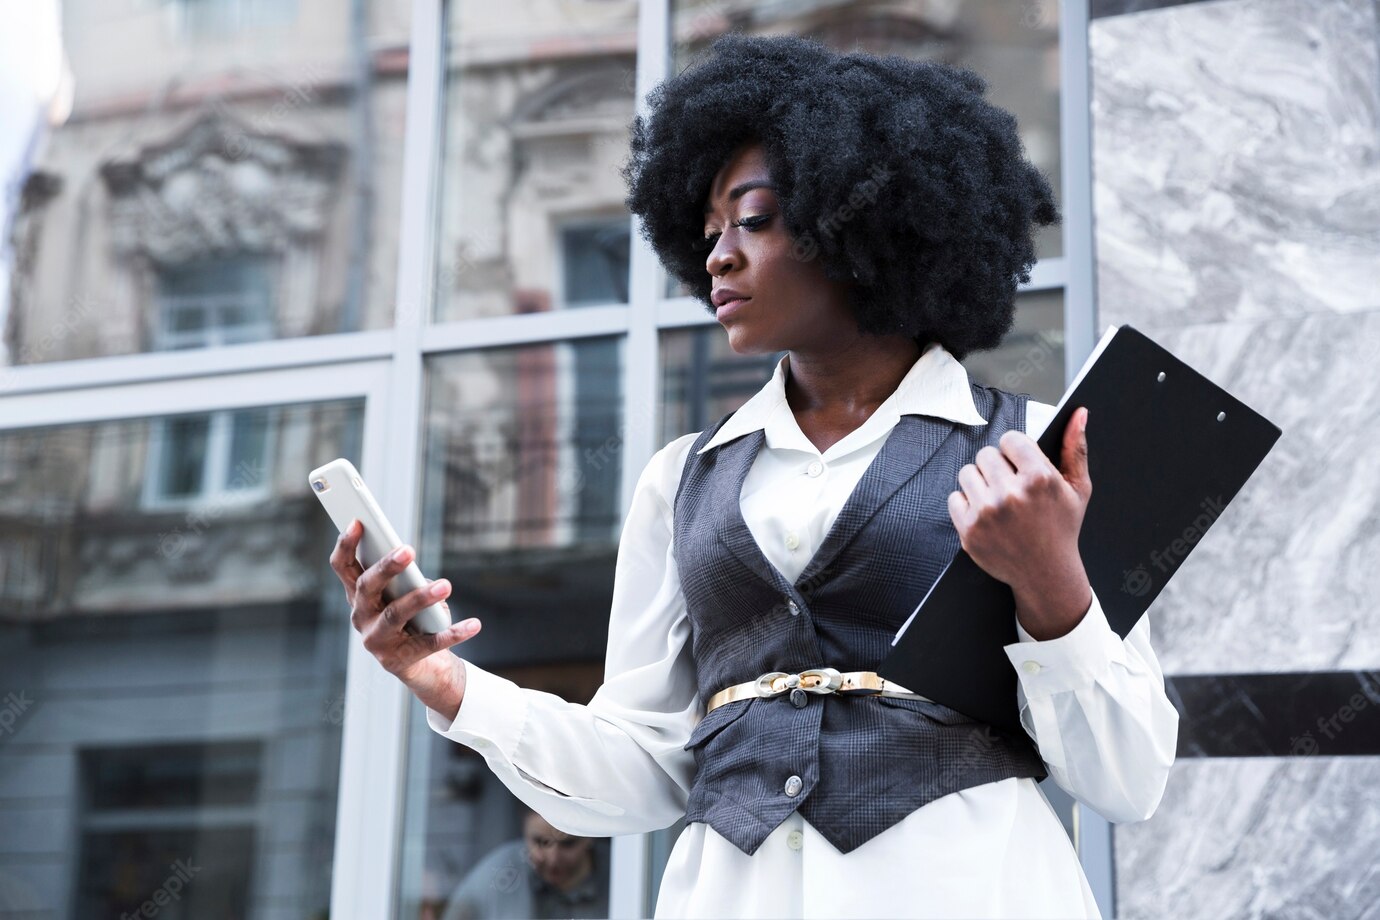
784;532;799;551
787;830;804;850
784;775;803;797
806;460;823;477
1021;660;1042;675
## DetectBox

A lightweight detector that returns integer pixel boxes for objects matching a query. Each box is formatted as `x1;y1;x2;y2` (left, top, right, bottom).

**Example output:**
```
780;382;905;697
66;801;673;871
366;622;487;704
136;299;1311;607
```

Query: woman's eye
696;214;772;252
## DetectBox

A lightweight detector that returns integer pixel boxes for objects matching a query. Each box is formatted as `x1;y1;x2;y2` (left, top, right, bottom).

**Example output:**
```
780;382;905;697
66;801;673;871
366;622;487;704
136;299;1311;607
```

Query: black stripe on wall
1091;0;1220;19
1166;671;1380;757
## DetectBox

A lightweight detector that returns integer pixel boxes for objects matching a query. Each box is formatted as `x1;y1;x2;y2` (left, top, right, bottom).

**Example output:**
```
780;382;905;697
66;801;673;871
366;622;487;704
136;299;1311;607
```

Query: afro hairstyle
619;32;1060;360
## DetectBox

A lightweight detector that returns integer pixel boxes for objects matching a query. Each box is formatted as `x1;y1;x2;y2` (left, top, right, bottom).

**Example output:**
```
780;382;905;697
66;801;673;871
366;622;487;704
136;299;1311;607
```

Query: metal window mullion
1060;0;1099;381
609;0;672;916
0;361;387;430
0;329;397;397
327;0;445;916
1058;0;1115;917
205;408;232;495
419;305;632;354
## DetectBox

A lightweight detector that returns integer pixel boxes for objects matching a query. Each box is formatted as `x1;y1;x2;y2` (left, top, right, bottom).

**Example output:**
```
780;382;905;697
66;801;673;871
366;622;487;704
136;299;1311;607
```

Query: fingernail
392;545;413;563
429;579;449;597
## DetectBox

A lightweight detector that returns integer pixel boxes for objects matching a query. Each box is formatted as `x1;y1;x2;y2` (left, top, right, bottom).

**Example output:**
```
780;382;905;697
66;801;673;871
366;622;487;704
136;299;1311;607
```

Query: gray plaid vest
671;383;1048;856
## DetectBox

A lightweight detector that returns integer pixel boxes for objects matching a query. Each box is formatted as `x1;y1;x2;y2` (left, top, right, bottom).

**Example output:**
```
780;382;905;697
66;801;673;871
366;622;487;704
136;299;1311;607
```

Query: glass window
0;400;362;917
560;217;633;307
659;288;1064;447
142;407;277;508
961;287;1066;404
155;257;275;350
431;2;640;321
167;0;299;36
397;337;625;919
74;742;261;917
2;0;411;367
664;0;1063;302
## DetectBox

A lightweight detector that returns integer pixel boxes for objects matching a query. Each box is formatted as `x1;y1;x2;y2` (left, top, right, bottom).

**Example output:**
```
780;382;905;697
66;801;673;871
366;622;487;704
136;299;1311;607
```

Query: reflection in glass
659;329;784;449
664;0;1063;300
2;0;412;367
962;287;1066;404
0;400;362;917
432;2;639;321
659;289;1064;451
399;338;625;918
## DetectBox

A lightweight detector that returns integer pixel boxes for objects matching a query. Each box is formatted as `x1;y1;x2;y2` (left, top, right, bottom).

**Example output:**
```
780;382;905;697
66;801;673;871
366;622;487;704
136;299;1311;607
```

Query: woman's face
701;142;857;355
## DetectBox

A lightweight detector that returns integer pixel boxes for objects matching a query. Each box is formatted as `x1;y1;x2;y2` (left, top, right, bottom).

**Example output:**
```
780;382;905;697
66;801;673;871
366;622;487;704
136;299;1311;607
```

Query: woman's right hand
329;518;482;722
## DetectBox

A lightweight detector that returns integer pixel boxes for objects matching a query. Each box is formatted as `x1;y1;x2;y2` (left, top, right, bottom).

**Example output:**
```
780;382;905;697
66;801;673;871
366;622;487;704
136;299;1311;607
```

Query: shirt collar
695;340;989;456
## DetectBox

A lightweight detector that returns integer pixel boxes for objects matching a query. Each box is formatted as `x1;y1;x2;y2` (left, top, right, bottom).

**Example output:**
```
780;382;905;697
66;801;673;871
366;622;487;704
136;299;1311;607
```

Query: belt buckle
799;667;843;694
754;672;790;699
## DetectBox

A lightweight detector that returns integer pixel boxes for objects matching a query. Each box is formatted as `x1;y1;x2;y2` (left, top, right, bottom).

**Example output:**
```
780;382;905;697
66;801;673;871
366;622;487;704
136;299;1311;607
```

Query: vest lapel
713;413;961;593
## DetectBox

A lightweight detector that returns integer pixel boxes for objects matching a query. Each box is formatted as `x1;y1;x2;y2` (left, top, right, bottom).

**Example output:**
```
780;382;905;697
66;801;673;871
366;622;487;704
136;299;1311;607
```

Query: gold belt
705;667;930;714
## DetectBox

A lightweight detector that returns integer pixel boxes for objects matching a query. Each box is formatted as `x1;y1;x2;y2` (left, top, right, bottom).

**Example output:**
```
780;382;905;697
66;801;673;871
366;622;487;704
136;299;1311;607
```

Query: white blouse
426;342;1180;919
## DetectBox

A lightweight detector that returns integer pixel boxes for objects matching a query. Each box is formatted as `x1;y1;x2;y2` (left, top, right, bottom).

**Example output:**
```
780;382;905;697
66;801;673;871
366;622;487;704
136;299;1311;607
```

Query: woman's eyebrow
703;179;778;214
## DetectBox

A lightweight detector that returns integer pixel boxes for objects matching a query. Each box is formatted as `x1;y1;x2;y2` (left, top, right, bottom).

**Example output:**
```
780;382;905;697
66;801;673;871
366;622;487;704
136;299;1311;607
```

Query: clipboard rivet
1157;371;1166;382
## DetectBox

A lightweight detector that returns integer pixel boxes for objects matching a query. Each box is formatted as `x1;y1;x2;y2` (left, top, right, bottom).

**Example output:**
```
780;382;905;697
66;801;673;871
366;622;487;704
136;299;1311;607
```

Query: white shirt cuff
1002;588;1129;699
424;658;529;757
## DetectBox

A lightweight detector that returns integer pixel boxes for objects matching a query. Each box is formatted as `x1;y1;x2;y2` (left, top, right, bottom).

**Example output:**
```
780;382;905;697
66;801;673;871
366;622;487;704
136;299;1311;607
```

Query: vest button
784;775;803;797
789;688;808;708
786;599;800;616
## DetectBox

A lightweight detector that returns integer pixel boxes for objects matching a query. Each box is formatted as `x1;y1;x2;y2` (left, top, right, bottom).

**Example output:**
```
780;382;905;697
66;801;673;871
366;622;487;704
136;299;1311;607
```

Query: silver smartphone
308;457;452;636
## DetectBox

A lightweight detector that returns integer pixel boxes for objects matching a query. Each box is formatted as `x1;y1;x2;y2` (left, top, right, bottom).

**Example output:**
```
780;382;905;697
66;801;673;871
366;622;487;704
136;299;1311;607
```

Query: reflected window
659;329;784;448
399;339;624;918
74;742;260;917
155;257;275;350
666;0;1064;304
560;217;631;307
0;401;360;918
142;406;275;507
433;6;639;321
961;288;1066;404
4;2;408;367
166;0;298;35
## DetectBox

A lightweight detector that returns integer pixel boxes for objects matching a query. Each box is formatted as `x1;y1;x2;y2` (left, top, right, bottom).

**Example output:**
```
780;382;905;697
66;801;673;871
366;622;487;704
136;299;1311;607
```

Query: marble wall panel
1131;311;1380;676
1115;757;1380;919
1089;0;1380;331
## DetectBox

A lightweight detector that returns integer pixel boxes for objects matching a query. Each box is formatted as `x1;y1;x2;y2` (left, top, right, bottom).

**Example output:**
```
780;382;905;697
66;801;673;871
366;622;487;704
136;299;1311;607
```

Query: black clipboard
879;324;1283;737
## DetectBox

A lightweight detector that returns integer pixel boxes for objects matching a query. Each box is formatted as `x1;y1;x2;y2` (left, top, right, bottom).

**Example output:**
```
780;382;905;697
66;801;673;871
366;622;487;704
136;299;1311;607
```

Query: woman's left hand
947;407;1094;641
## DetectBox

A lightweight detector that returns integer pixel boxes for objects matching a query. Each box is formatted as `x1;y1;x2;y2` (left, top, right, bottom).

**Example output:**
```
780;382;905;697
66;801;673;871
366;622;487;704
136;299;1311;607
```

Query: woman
331;33;1179;918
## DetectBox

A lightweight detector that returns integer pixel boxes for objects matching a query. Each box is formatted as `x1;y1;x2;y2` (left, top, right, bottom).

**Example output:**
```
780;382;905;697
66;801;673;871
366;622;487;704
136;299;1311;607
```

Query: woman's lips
715;296;750;320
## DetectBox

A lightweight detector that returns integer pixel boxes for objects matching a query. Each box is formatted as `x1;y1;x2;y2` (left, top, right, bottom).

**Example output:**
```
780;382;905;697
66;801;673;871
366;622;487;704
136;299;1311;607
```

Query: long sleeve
1006;399;1181;823
423;434;703;838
